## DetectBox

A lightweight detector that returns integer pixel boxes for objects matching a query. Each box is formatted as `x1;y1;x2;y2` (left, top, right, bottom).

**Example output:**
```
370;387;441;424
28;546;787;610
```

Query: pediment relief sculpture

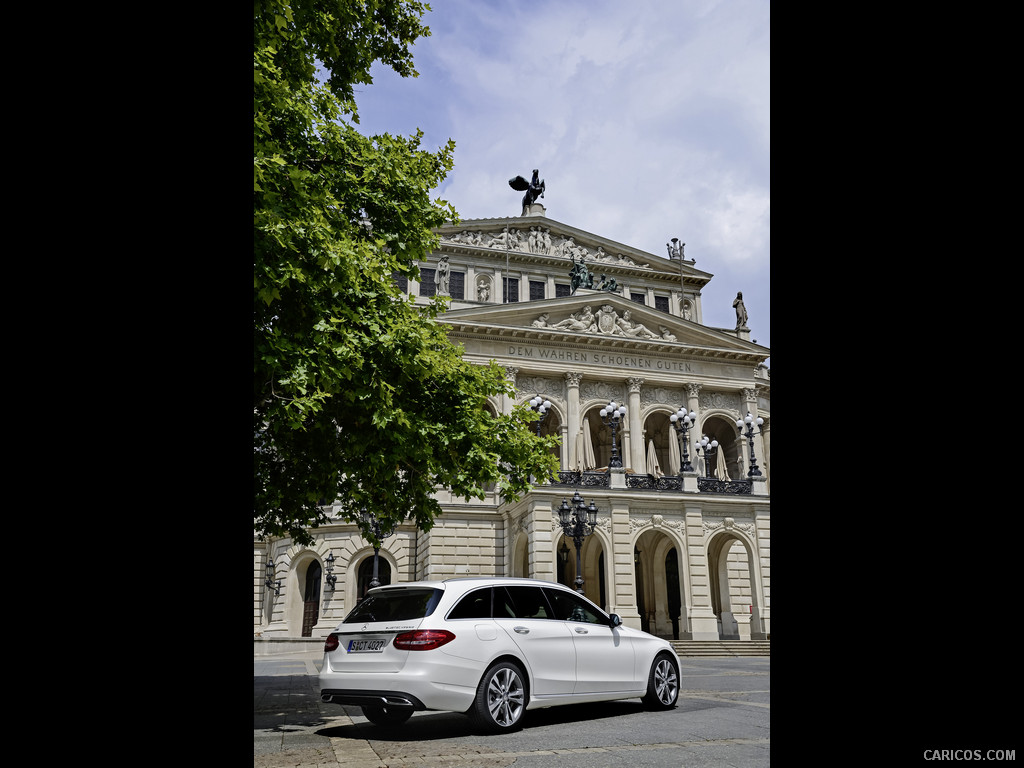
531;305;674;341
441;228;651;269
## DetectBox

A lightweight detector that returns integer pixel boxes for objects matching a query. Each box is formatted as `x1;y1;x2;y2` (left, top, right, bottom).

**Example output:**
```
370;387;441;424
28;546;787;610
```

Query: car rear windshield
342;587;443;624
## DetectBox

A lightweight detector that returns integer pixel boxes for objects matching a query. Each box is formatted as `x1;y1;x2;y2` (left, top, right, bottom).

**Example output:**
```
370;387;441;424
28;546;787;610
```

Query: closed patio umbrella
668;425;681;475
647;439;663;478
582;417;597;470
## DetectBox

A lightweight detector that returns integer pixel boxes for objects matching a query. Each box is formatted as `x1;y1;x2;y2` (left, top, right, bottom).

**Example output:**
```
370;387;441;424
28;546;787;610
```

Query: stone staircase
671;640;770;657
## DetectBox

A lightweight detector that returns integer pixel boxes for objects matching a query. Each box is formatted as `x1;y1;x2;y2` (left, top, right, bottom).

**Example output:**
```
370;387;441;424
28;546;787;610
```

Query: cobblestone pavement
254;650;770;768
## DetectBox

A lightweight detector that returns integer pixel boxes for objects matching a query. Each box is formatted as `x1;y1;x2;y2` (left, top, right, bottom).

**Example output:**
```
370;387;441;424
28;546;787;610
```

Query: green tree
254;0;559;546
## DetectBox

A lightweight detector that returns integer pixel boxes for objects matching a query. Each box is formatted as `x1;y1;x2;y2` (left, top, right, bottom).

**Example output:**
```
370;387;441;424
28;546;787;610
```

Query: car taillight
324;634;339;652
392;630;456;651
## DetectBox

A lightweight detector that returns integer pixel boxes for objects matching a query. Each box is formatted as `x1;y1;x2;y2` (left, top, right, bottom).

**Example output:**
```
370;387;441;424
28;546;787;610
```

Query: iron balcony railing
551;471;752;495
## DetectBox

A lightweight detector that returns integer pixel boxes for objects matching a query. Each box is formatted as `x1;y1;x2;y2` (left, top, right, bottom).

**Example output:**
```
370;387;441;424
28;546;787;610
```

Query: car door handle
513;626;530;634
574;627;589;634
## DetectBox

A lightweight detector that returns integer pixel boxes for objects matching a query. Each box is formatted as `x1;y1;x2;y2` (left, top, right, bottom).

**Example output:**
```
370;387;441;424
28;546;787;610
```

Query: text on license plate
347;638;387;653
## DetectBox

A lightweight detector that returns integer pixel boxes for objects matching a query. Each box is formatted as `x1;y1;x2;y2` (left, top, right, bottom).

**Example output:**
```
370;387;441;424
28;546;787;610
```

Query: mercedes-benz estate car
319;577;680;733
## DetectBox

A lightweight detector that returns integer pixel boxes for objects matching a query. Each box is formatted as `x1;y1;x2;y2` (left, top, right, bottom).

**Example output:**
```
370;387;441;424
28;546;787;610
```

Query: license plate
346;637;388;653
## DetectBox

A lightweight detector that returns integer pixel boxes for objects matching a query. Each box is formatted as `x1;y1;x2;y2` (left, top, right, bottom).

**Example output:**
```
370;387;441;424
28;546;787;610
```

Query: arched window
357;555;392;600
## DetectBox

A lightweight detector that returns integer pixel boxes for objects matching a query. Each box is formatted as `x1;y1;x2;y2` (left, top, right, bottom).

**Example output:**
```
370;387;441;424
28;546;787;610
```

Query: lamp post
558;540;571;586
361;510;395;589
557;490;598;594
325;552;337;590
736;412;764;477
264;558;281;595
529;395;552;436
599;400;626;469
695;436;720;478
669;407;696;473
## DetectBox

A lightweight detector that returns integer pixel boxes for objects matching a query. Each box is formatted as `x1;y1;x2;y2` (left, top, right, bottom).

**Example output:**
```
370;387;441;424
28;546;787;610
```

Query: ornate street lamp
694;435;720;478
325;552;337;590
557;490;598;594
736;412;764;477
529;395;552;437
264;557;281;595
361;510;395;589
599;400;626;469
669;407;696;473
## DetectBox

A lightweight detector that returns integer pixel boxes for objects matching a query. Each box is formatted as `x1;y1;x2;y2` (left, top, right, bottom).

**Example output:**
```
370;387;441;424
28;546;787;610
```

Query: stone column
609;498;642;629
529;499;555;583
503;366;518;416
681;382;702;475
684;505;719;640
566;372;582;471
627;377;645;473
751;507;770;639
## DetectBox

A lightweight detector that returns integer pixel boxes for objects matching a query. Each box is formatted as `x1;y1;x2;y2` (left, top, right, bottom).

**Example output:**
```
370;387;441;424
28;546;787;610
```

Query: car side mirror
608;613;622;628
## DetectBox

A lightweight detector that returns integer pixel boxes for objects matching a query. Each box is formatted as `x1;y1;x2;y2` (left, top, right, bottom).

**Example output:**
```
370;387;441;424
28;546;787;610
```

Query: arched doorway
634;528;685;639
708;533;754;640
356;553;391;600
513;533;529;578
301;560;322;637
557;532;606;609
666;547;682;640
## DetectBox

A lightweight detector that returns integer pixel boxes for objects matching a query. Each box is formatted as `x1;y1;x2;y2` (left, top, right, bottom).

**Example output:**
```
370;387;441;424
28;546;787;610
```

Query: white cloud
353;0;770;352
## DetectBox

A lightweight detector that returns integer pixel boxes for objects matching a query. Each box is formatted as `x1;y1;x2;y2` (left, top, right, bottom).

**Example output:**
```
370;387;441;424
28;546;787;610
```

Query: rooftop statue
569;256;594;293
509;169;546;213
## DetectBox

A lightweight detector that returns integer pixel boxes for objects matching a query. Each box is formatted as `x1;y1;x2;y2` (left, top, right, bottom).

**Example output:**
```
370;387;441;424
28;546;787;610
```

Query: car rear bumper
320;689;425;710
319;661;480;713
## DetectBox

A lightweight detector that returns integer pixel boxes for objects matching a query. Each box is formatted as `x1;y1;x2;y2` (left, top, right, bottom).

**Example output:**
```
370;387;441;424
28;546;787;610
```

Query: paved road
254;650;770;767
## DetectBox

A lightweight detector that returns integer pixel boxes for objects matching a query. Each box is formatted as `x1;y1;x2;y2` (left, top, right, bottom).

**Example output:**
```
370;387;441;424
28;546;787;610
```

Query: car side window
447;588;492;620
543;588;605;624
493;587;517;618
503;586;553;619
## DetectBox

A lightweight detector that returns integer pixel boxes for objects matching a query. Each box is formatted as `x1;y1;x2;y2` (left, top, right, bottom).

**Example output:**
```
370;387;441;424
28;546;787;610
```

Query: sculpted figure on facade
659;327;677;342
436;256;451;296
477;276;491;302
615;310;660;339
448;230;483;246
733;291;749;329
487;228;524;250
552;305;596;332
532;313;549;328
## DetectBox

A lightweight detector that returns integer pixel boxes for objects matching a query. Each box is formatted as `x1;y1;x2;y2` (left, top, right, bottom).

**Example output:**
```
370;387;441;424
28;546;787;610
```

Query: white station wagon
319;577;680;732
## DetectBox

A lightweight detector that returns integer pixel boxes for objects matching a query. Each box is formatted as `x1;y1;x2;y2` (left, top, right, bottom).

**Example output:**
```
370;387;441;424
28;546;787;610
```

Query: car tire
361;705;413;726
641;653;679;710
468;660;528;733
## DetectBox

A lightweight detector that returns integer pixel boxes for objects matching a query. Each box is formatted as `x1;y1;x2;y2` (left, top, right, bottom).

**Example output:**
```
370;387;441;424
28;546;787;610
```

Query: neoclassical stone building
255;201;770;644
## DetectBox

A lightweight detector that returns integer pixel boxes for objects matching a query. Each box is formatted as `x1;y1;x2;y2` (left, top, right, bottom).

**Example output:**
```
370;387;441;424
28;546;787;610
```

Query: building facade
255;202;770;643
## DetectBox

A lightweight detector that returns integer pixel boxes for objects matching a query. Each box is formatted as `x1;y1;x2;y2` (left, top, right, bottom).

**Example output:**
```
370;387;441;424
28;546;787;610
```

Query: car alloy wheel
642;653;679;709
470;661;526;733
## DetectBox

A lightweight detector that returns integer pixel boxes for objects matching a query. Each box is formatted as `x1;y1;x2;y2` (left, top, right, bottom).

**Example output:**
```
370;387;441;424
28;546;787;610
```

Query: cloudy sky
351;0;770;357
